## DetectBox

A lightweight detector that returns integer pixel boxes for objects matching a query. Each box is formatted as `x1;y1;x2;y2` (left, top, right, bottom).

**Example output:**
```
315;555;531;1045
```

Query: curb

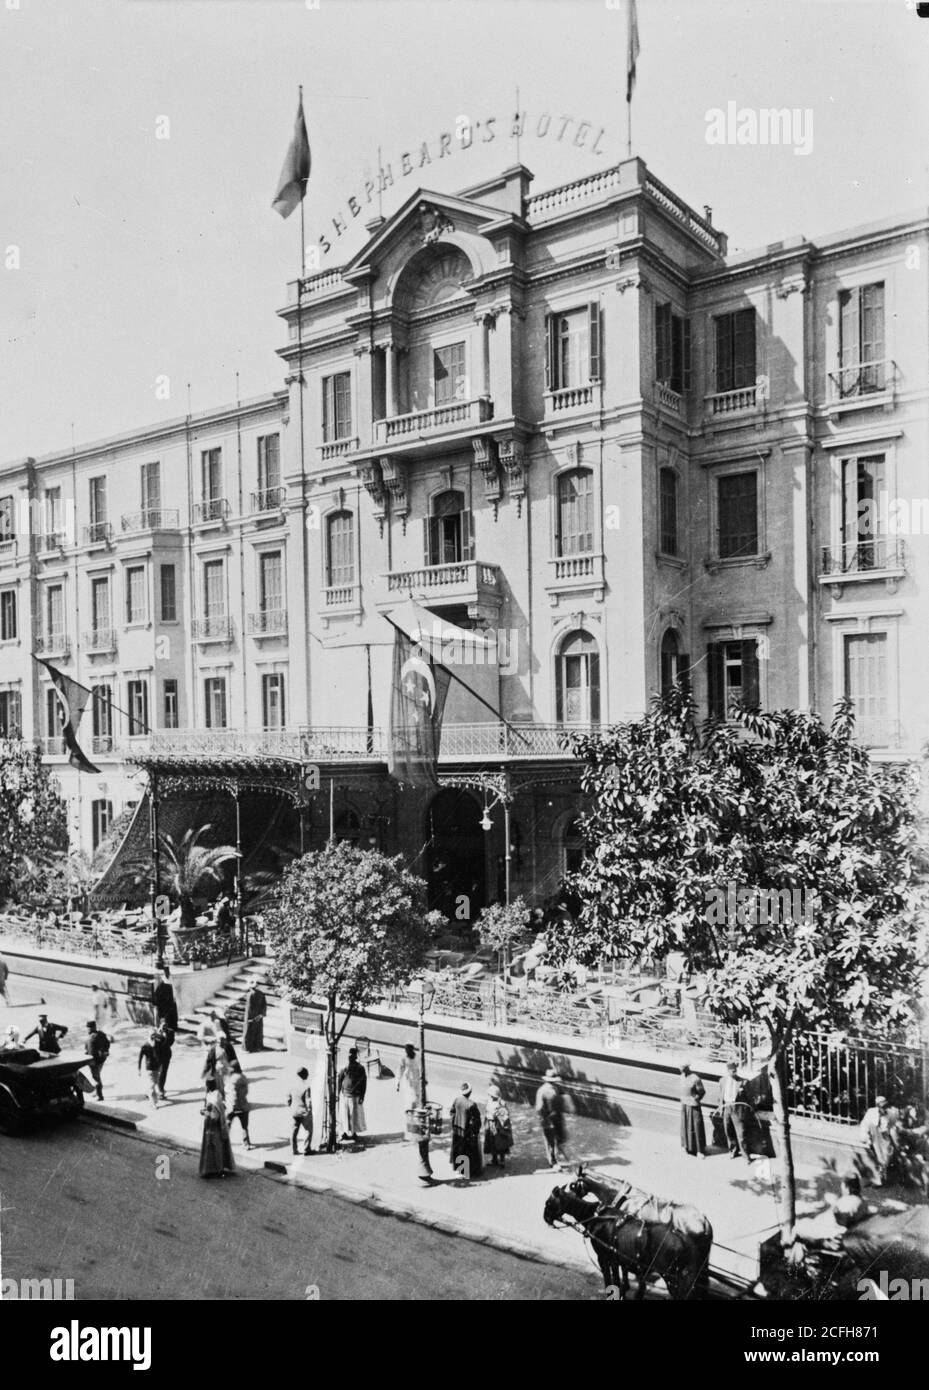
80;1108;590;1276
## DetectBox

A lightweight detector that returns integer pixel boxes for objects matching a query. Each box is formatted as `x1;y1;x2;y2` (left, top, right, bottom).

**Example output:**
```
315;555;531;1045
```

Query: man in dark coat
338;1048;368;1142
449;1082;483;1179
535;1068;568;1168
23;1014;68;1055
84;1020;110;1100
152;967;179;1032
243;985;267;1052
717;1061;754;1163
155;1024;175;1100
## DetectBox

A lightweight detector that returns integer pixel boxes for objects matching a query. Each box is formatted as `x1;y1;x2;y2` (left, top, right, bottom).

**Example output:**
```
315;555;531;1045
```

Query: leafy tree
0;738;68;905
126;825;237;927
556;690;927;1240
474;896;532;975
266;841;430;1151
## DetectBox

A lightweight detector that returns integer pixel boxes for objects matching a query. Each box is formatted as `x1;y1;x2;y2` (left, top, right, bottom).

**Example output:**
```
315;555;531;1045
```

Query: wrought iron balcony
42;736;67;756
250;487;285;515
121;509;180;533
35;632;70;658
83;626;117;654
83;522;112;547
374;398;492;446
820;539;906;578
41;532;68;552
828;359;895;402
191;615;235;642
192;498;229;525
91;734;115;755
246;609;287;636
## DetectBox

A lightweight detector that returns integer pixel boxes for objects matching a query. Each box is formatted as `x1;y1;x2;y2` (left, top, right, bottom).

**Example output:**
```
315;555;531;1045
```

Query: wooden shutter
839;288;859;370
742;640;760;708
460;508;472;560
589;651;601;724
544;313;554;391
588;302;602;381
715;316;732;393
681;317;693;393
678;651;691;695
733;309;756;389
655;303;670;383
708;643;724;719
861;283;884;388
423;516;432;566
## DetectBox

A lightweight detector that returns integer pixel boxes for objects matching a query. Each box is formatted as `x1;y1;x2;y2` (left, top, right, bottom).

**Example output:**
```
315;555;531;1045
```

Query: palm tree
160;826;238;929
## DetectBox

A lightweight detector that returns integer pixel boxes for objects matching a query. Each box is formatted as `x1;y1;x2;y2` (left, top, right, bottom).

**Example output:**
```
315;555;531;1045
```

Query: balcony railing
121;509;180;533
91;735;115;755
35;632;70;658
83;626;117;654
41;532;68;551
655;382;683;414
545;383;597;413
323;584;358;608
42;736;67;756
853;716;902;751
549;553;600;583
83;522;112;547
246;609;287;636
193;498;229;525
828;359;895;401
375;397;493;445
250;487;285;514
820;539;906;577
0;539;16;563
707;385;757;416
191;615;235;642
386;559;501;608
319;438;358;462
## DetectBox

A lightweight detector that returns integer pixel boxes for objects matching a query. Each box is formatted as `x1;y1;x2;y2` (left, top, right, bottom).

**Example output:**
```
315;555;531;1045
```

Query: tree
555;689;927;1241
0;738;68;905
127;825;237;927
266;840;430;1152
474;896;532;975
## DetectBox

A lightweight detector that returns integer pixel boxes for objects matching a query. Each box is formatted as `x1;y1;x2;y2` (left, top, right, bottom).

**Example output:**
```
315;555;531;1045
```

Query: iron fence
783;1031;925;1126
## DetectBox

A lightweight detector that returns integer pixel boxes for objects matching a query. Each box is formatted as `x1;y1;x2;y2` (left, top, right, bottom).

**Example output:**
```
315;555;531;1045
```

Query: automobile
0;1046;91;1134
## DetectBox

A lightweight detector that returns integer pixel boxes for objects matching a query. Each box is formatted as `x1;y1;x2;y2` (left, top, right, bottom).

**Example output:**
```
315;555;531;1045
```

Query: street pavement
6;981;911;1296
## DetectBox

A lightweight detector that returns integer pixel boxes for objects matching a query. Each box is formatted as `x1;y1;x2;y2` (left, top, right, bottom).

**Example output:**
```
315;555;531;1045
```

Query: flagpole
627;97;632;160
296;85;312;734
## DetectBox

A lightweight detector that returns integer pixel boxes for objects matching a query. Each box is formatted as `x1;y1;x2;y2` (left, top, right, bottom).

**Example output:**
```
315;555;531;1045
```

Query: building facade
2;156;927;913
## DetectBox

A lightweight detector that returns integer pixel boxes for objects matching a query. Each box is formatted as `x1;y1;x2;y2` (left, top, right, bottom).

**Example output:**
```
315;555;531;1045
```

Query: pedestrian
396;1043;421;1113
288;1067;313;1156
338;1047;368;1142
858;1095;899;1186
152;966;179;1031
242;983;267;1052
90;984;108;1033
0;952;11;1004
717;1061;754;1163
138;1030;162;1108
199;1078;234;1178
201;1037;230;1104
214;894;233;934
155;1023;174;1099
535;1067;568;1169
216;1015;238;1068
227;1062;252;1148
449;1082;483;1179
197;1013;219;1047
4;1024;21;1048
680;1063;707;1158
84;1020;110;1101
23;1014;68;1054
483;1082;513;1170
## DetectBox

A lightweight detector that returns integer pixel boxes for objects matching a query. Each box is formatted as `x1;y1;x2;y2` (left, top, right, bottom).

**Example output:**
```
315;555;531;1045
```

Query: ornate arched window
556;629;600;725
326;510;354;588
660;628;690;696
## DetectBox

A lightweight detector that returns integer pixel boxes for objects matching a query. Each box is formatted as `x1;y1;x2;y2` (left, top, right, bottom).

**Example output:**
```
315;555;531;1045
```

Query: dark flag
32;656;100;774
387;629;451;788
272;91;311;219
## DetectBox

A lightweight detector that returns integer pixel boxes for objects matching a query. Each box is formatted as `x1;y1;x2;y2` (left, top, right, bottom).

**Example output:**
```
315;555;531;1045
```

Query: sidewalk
8;989;907;1292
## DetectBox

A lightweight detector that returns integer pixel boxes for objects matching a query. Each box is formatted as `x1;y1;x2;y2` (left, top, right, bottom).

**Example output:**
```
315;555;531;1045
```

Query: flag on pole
626;0;640;103
272;92;311;219
387;629;451;788
32;656;100;774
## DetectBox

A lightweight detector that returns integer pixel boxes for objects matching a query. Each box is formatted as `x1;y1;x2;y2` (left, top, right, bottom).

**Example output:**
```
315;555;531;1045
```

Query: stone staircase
178;959;286;1050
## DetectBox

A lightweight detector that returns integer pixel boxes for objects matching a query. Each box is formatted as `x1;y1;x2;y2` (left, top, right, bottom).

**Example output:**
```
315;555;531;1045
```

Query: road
0;1120;599;1301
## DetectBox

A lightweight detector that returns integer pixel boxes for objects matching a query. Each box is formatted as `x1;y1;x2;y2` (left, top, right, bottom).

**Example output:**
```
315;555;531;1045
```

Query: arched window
660;629;690;696
426;489;470;567
659;468;678;556
556;468;594;557
326;511;354;588
556;629;600;725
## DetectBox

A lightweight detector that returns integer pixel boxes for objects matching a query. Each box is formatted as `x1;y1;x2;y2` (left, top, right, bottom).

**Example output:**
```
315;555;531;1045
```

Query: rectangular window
203;559;225;618
655;304;692;395
46;686;65;738
202;448;222;500
45;487;63;542
322;373;352;442
717;471;759;559
259;551;283;612
326;515;354;587
92;684;113;741
838;282;885;394
162;679;179;730
0;688;21;737
257;435;281;493
715;308;756;393
841;455;886;571
262;673;285;730
659;469;678;556
708;639;760;718
433;342;467;405
91;576;111;632
0;496;13;540
89;476;107;534
91;799;113;851
127;679;149;735
159;564;177;622
556;471;594;556
204;676;227;729
0;589;17;641
844;632;888;746
141;462;162;520
126;565;147;624
46;584;64;641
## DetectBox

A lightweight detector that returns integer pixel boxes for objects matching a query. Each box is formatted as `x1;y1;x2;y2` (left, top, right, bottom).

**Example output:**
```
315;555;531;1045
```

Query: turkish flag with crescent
387;630;451;787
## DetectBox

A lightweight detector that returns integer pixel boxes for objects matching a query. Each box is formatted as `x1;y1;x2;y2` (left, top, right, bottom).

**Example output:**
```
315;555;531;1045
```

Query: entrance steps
178;959;286;1050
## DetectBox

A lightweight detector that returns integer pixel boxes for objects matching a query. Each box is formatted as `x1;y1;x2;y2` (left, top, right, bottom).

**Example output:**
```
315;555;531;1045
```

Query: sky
1;0;927;461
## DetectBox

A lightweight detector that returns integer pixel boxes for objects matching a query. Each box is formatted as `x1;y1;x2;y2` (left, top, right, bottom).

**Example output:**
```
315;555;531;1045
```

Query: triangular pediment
341;186;509;283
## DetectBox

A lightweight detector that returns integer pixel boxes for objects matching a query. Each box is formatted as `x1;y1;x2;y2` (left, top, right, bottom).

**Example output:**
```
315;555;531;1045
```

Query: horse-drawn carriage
544;1165;713;1300
784;1205;929;1301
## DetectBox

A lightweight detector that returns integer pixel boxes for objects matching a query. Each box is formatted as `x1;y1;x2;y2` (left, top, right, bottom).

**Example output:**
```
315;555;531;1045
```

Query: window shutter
655;303;669;383
839;289;859;370
555;656;564;724
715;316;731;393
678;651;691;695
742;640;760;708
733;309;756;389
423;516;432;567
589;651;601;724
460;508;472;560
681;317;693;393
588;302;602;381
708;643;724;719
861;283;884;366
544;313;554;391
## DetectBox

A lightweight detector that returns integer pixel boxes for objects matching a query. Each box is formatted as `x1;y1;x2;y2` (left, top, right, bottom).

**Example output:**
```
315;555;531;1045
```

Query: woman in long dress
396;1043;421;1114
679;1063;707;1158
243;986;266;1052
483;1083;514;1170
199;1078;234;1178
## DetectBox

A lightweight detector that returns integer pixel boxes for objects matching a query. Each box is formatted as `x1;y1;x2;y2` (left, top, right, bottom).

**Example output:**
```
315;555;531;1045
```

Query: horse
569;1166;713;1296
543;1186;707;1300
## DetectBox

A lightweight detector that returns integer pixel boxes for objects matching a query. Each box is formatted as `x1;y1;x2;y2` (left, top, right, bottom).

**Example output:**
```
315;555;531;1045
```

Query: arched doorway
425;788;486;923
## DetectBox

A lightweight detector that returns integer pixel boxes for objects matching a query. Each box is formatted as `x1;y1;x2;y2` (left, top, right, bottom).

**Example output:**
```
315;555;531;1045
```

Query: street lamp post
405;977;436;1182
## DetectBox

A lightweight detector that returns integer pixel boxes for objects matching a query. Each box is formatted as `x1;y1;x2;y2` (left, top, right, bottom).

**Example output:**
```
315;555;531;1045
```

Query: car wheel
0;1092;24;1135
